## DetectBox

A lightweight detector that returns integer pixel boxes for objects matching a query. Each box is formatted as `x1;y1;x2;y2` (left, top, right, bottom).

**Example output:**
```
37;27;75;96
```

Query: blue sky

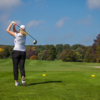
0;0;100;46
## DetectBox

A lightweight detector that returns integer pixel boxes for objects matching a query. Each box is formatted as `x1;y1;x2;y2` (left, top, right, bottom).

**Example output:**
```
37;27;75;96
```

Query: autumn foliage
30;55;38;60
0;48;4;52
0;33;100;63
26;48;38;59
84;34;100;62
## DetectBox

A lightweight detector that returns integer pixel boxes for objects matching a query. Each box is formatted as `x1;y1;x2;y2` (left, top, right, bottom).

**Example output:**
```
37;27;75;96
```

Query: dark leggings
12;50;26;80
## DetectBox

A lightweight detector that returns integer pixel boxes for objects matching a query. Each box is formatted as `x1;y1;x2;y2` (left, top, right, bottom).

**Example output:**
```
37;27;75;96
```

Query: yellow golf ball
91;75;95;77
43;74;46;76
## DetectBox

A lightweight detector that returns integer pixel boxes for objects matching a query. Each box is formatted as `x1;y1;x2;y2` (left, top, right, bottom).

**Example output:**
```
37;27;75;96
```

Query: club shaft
28;34;36;40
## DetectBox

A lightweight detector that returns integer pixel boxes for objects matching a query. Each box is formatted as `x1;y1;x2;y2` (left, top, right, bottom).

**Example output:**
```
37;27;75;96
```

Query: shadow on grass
27;81;62;86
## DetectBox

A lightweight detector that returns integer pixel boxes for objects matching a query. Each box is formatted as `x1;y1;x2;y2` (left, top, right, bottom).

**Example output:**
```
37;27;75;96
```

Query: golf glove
11;21;16;25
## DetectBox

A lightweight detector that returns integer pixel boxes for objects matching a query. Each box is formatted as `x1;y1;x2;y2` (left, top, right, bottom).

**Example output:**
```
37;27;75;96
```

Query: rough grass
0;59;100;100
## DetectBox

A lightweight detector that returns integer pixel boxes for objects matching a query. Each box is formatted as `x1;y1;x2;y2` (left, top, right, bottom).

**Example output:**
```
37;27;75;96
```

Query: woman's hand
11;21;16;25
13;22;19;33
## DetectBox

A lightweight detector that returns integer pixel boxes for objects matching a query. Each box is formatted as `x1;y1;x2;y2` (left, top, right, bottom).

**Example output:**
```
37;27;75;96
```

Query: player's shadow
27;81;62;86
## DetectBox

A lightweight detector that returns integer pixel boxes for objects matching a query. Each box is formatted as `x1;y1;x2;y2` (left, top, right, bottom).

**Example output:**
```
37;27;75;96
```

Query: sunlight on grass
0;59;100;100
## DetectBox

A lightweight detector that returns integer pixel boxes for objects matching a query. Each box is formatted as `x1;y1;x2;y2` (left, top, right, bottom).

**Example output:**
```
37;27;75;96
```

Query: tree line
0;34;100;62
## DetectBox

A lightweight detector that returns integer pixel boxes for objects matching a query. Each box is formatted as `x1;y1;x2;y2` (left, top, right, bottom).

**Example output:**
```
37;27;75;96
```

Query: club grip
15;23;20;27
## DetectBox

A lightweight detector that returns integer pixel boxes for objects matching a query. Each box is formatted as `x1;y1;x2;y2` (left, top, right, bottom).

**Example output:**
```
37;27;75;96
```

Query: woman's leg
19;58;25;78
12;51;20;83
19;53;26;78
19;51;26;86
12;58;19;82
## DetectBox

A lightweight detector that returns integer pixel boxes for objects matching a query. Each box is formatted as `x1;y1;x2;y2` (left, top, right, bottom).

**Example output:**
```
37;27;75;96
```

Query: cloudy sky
0;0;100;46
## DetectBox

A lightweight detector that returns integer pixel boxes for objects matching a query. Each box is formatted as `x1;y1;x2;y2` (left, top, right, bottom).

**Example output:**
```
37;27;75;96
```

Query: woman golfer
6;21;26;86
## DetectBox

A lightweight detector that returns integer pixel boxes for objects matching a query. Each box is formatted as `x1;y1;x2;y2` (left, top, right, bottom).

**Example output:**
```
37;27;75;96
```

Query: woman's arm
13;24;19;33
6;23;15;37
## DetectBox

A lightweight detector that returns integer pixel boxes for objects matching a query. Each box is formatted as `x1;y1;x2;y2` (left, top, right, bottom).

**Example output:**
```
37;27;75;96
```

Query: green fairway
0;59;100;100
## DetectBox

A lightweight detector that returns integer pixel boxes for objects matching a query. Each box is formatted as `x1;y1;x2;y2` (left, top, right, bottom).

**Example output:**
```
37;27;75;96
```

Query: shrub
0;48;4;59
2;47;10;58
0;48;4;52
30;55;38;60
26;48;38;59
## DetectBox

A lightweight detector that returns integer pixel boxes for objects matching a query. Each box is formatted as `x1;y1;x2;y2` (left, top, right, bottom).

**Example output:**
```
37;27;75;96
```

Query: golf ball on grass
42;74;46;76
91;75;95;77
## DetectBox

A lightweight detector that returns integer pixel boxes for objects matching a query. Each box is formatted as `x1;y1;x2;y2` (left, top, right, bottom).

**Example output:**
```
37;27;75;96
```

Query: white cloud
87;0;100;9
78;15;93;25
27;20;45;29
0;0;22;28
55;17;69;28
0;0;23;10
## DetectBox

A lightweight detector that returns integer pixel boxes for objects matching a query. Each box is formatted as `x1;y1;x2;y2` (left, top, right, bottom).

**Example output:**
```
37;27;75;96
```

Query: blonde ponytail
19;29;28;36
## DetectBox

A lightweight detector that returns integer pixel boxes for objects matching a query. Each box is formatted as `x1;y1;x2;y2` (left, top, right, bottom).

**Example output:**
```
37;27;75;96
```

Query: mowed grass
0;59;100;100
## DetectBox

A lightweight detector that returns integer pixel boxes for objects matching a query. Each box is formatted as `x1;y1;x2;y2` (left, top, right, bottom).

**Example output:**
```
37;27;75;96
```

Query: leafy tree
63;44;71;50
75;52;82;62
96;45;100;62
44;45;49;50
61;49;70;61
83;34;100;62
75;47;84;59
2;47;10;58
66;50;76;62
71;44;85;50
31;47;35;51
8;46;13;58
38;50;46;60
55;44;63;53
82;46;89;57
47;45;57;60
75;47;84;55
43;45;57;61
84;33;100;62
0;48;4;59
26;48;38;59
44;50;49;60
56;52;62;60
94;34;100;45
35;48;41;53
84;47;96;62
0;48;4;52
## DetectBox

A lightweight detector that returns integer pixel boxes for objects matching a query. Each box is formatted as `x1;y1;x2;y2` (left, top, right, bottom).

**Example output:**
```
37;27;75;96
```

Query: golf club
15;23;37;44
